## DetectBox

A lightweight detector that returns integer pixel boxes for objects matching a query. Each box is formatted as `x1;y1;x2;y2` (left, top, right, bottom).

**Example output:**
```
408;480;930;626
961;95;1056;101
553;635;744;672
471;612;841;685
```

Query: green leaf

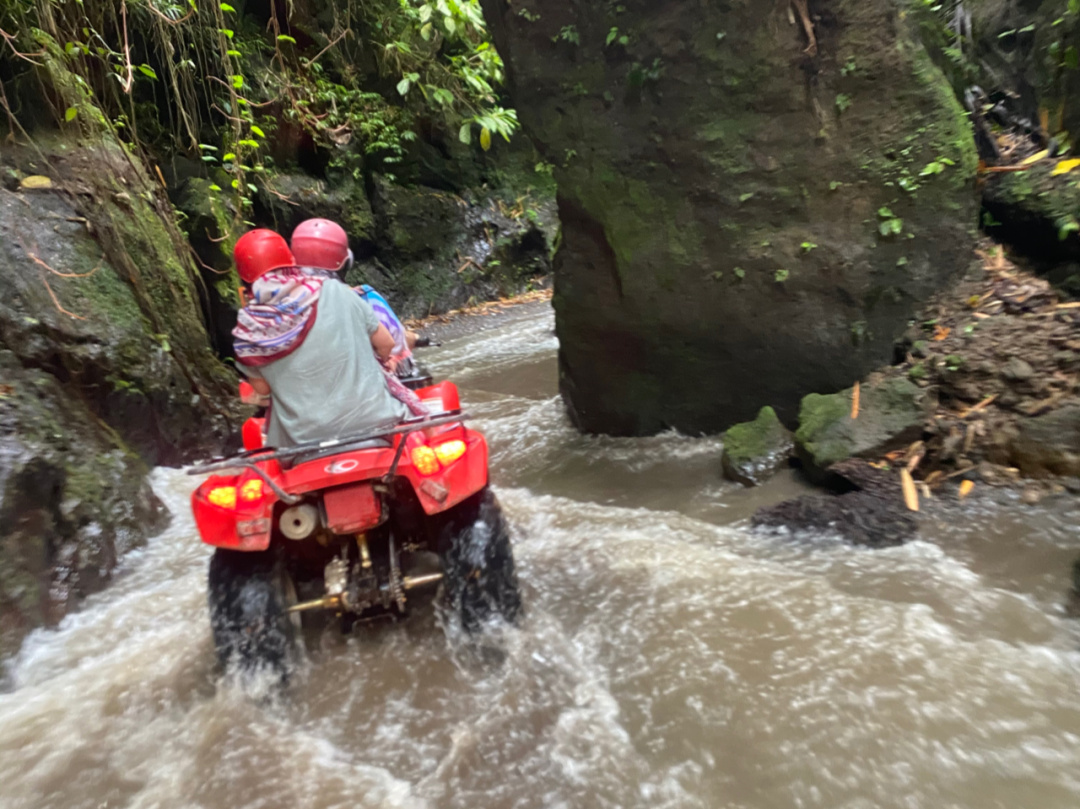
220;28;234;40
419;4;433;23
250;124;265;138
138;64;157;80
198;143;218;151
420;22;433;41
222;152;236;161
607;27;618;46
459;122;472;145
238;139;259;148
220;2;236;13
276;34;296;44
247;183;258;194
226;49;242;58
209;184;222;192
480;126;492;151
231;74;244;89
64;106;78;122
397;78;411;96
200;155;217;162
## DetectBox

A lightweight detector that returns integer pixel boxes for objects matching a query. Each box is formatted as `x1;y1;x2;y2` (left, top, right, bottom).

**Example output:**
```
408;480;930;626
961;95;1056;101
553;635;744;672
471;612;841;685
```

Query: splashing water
2;304;1080;809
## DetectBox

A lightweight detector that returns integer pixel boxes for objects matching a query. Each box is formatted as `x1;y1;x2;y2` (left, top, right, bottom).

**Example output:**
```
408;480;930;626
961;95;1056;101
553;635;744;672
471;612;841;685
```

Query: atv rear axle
285;571;444;614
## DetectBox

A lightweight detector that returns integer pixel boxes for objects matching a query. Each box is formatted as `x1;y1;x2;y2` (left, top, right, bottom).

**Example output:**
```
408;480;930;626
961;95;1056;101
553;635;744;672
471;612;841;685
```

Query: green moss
795;391;853;468
724;406;790;462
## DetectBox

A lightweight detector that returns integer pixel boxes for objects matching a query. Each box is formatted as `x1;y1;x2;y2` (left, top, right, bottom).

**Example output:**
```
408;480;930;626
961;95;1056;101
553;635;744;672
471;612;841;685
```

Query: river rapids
2;305;1080;809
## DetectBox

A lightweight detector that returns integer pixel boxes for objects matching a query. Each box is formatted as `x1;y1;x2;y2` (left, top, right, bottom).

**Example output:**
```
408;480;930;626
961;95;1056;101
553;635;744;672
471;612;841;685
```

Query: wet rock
720;406;793;487
1021;487;1044;506
481;0;978;436
1;130;237;656
795;378;932;481
1001;356;1035;383
1007;401;1080;477
0;355;165;659
752;460;917;548
1055;350;1080;369
256;172;377;249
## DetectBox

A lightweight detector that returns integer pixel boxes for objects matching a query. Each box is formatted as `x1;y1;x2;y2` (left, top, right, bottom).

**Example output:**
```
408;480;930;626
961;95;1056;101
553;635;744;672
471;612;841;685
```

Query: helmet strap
337;248;355;276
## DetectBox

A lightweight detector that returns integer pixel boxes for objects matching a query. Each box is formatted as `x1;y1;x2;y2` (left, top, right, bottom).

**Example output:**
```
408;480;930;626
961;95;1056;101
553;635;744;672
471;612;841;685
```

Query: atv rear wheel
437;487;522;632
207;547;302;678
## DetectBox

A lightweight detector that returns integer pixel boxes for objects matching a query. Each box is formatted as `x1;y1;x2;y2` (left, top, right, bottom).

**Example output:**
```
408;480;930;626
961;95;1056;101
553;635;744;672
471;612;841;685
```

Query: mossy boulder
983;164;1080;267
256;173;378;251
1005;401;1080;478
796;377;932;479
0;353;165;659
482;0;978;435
721;406;794;486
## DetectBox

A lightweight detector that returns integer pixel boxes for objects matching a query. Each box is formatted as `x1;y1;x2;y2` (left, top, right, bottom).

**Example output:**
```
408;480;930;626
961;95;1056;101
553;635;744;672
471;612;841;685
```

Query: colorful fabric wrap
233;267;336;367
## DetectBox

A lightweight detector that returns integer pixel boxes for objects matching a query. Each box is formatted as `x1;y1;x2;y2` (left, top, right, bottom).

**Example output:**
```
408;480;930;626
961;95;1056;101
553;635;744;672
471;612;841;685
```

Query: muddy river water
2;304;1080;809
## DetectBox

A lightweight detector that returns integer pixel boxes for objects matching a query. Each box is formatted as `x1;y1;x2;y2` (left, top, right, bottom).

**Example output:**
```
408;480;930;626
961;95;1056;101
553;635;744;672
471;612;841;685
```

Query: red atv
187;379;521;675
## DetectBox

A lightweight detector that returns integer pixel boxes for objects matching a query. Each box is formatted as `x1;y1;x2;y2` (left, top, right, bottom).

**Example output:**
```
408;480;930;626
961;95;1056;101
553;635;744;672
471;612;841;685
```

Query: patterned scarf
233;268;335;367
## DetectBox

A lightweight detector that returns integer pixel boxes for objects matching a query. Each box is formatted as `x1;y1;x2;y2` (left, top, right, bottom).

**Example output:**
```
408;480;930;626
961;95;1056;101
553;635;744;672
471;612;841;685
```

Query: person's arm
249;377;272;396
371;324;396;362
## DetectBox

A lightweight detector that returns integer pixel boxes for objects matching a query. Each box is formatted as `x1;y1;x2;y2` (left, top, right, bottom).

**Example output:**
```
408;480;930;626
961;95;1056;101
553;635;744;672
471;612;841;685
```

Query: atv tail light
433;439;467;466
207;485;237;510
239;479;265;502
205;479;265;511
411;445;440;476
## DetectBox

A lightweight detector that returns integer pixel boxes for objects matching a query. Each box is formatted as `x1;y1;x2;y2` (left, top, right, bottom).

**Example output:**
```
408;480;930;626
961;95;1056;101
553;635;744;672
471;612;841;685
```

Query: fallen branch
791;0;817;56
144;4;195;24
306;29;350;66
900;468;920;512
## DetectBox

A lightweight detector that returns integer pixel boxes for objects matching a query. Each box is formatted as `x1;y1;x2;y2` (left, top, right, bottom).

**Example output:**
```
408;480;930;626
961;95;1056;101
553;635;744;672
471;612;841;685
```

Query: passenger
290;218;420;375
231;229;418;449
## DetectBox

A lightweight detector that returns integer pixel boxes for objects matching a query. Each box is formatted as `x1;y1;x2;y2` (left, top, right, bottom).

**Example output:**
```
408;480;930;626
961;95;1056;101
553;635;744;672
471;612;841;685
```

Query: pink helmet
290;218;350;271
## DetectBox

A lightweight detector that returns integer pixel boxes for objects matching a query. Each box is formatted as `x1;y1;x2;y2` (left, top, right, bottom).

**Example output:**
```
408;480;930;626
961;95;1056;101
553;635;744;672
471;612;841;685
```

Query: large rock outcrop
481;0;979;434
0;37;247;655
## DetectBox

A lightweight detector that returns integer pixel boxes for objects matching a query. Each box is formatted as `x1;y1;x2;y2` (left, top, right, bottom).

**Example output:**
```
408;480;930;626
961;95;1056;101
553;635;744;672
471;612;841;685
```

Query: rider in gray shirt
243;279;408;448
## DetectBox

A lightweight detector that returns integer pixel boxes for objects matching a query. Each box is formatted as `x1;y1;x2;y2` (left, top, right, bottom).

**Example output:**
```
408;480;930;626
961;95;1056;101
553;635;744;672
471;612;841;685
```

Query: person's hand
383;354;402;374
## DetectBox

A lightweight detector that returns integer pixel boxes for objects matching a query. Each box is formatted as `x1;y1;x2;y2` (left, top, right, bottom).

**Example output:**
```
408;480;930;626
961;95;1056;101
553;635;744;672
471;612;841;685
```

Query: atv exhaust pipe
402;572;443;590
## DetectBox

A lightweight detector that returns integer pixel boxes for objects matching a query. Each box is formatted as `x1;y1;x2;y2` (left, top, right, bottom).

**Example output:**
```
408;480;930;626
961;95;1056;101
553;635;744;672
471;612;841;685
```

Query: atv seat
284;436;394;469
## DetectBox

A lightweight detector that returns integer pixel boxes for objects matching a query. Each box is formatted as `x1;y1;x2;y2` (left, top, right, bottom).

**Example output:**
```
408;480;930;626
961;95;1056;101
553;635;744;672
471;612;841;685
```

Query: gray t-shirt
244;280;408;448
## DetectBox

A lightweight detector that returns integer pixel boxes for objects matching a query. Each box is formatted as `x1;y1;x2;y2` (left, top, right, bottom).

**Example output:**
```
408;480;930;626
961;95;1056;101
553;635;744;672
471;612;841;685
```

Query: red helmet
234;229;295;284
291;218;350;271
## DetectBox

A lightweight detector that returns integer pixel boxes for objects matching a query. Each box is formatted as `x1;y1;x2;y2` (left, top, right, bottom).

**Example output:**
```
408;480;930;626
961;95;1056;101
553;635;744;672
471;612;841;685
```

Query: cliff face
0;129;241;657
481;0;979;434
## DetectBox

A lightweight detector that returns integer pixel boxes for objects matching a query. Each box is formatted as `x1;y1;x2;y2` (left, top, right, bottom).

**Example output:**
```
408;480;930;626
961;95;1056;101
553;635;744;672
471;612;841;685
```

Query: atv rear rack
185;411;470;505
